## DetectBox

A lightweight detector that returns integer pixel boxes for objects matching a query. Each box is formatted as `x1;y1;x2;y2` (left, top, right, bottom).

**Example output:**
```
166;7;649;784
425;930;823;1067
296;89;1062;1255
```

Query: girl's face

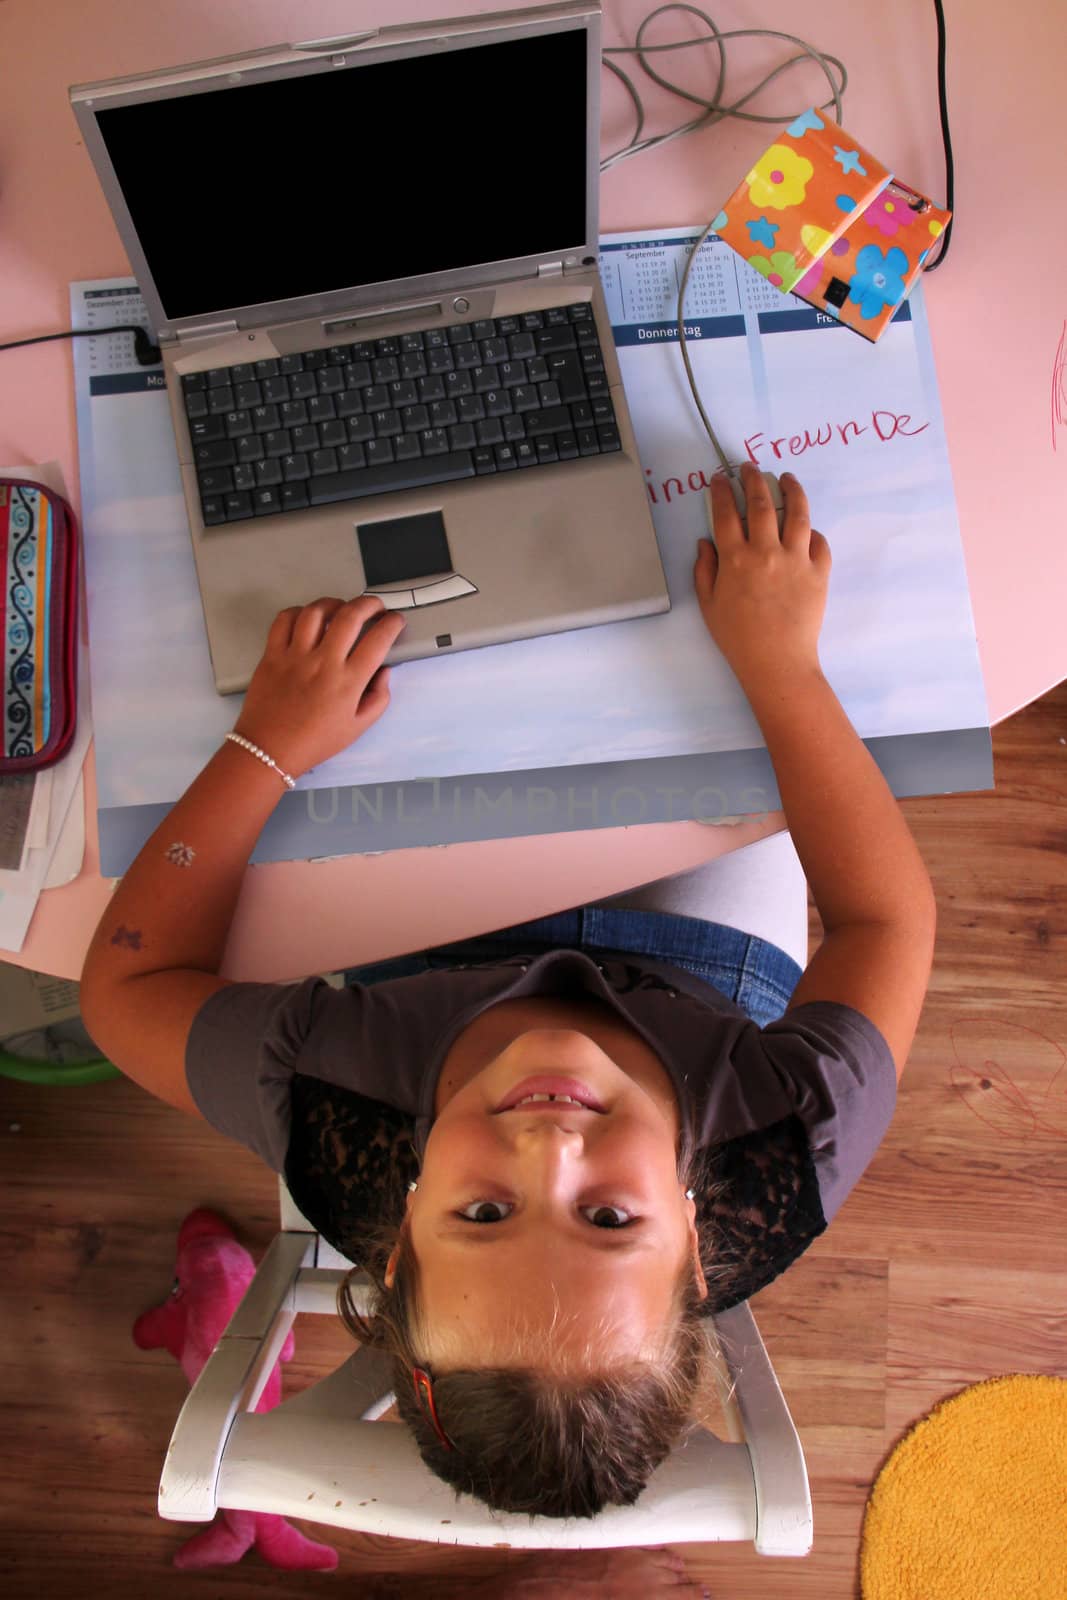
389;1009;707;1369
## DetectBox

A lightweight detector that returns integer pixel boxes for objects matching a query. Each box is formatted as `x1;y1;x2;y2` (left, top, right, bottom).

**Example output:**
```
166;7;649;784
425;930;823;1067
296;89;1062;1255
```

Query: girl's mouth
494;1076;606;1114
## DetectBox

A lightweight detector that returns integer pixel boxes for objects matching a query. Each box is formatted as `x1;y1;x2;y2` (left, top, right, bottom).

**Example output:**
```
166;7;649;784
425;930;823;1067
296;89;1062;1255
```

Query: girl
82;464;935;1521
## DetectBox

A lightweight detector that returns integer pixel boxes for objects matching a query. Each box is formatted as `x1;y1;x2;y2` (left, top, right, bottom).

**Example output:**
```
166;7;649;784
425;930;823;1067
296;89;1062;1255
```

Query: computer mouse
708;470;785;540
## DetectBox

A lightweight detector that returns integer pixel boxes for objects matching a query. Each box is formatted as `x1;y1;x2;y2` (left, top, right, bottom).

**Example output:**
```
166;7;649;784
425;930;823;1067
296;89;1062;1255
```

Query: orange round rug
860;1374;1067;1599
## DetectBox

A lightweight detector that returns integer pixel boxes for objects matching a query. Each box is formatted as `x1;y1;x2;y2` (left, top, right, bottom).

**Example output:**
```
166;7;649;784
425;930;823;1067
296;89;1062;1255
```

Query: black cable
922;0;953;272
0;323;162;366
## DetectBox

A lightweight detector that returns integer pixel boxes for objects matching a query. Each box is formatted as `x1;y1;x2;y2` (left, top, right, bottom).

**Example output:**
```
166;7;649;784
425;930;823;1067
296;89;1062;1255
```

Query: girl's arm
694;464;936;1079
79;594;406;1114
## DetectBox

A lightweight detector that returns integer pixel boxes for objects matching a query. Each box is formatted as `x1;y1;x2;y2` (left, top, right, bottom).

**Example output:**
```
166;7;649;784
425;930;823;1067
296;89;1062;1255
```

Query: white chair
157;1178;812;1556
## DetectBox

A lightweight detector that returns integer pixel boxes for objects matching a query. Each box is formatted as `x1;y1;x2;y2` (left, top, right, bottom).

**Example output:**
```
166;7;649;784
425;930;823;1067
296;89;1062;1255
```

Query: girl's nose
513;1119;585;1148
511;1126;585;1190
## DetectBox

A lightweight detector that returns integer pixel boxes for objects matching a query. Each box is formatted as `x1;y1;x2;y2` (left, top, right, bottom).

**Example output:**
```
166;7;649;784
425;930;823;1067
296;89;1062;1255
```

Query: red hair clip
412;1365;455;1452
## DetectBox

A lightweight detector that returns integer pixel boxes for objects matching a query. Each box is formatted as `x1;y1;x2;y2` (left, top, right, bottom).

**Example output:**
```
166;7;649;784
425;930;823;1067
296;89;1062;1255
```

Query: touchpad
357;510;452;587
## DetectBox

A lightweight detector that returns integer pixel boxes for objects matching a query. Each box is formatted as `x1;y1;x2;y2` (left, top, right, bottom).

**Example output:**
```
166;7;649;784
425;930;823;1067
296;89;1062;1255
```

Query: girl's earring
408;1180;419;1193
685;1188;695;1200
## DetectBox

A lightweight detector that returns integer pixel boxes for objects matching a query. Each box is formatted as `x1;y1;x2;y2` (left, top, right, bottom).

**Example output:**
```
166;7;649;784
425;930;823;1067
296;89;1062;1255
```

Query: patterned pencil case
713;107;951;342
0;479;80;773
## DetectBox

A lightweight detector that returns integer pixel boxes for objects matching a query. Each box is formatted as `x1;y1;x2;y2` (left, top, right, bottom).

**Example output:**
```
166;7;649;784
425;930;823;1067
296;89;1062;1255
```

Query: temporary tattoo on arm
110;925;143;950
164;841;196;867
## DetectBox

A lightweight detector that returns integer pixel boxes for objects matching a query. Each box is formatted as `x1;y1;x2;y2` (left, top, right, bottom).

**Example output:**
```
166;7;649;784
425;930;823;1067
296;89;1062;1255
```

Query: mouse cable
601;6;847;174
0;324;162;366
603;3;953;468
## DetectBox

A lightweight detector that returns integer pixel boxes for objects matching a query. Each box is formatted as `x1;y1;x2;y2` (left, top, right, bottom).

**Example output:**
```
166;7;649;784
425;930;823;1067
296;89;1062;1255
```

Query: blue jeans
343;907;801;1028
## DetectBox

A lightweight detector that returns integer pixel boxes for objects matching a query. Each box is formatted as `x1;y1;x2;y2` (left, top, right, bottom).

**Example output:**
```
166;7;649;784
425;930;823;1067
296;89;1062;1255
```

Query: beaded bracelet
224;731;296;790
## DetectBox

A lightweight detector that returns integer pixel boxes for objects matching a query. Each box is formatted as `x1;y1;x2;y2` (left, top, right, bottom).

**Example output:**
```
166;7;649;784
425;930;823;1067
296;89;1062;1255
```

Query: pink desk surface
2;0;1065;981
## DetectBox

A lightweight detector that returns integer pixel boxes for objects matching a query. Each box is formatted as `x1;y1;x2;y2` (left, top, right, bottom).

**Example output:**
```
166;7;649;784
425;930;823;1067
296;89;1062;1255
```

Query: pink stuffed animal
133;1207;338;1572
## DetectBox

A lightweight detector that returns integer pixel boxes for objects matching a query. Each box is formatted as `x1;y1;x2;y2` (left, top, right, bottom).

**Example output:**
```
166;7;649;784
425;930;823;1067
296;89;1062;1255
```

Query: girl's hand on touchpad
232;595;406;779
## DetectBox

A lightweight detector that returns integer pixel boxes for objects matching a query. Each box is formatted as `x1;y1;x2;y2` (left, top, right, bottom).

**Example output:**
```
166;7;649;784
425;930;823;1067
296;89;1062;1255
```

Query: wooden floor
2;680;1065;1599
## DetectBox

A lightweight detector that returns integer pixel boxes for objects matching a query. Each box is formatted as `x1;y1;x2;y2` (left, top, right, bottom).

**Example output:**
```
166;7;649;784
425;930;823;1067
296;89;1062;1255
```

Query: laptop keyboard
180;303;622;526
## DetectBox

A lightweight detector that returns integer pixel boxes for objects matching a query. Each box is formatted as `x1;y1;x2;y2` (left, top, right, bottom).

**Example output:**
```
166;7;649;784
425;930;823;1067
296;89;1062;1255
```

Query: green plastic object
0;1048;120;1085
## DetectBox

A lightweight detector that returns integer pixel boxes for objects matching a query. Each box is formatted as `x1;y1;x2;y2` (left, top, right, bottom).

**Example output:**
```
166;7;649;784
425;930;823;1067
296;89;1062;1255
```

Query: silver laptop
71;2;670;696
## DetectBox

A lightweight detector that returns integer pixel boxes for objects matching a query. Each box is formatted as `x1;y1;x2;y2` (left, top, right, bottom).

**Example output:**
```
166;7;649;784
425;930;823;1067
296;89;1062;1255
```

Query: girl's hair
337;1154;737;1519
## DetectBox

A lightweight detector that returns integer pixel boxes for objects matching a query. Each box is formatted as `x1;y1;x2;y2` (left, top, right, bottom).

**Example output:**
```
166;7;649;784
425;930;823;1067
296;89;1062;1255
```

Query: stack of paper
0;463;91;954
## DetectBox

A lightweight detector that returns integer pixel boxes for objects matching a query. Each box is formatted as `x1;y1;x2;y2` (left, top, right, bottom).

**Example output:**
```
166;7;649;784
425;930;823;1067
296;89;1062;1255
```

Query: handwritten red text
744;407;929;465
645;407;930;504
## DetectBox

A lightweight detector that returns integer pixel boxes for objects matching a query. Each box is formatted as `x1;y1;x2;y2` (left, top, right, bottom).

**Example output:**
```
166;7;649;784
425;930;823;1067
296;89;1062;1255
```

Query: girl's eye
582;1205;635;1229
459;1200;513;1223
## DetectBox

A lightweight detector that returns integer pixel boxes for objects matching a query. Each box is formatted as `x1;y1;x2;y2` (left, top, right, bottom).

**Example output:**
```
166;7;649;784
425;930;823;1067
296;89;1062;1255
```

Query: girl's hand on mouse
693;463;830;695
232;595;405;778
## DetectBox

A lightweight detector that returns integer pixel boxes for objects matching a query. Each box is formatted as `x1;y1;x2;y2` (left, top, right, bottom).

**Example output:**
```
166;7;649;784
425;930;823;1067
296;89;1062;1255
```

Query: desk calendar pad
72;227;990;874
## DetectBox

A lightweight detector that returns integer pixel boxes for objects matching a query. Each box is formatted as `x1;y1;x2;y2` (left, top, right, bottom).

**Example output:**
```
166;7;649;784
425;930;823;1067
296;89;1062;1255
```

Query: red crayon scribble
949;1018;1067;1139
1052;320;1067;451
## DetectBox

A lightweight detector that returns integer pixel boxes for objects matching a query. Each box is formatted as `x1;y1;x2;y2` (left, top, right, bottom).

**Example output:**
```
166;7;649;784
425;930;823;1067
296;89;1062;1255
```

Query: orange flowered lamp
712;107;951;341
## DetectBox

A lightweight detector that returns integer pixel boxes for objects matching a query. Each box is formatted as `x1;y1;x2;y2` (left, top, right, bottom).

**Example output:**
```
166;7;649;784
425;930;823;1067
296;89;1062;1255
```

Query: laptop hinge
537;261;565;278
176;320;240;343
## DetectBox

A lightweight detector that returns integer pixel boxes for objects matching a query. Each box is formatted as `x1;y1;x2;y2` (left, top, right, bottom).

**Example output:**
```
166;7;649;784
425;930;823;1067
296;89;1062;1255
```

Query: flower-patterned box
712;107;951;342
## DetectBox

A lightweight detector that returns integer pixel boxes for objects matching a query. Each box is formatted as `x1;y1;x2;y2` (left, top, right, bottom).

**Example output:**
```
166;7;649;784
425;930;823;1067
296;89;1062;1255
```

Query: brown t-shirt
185;946;895;1230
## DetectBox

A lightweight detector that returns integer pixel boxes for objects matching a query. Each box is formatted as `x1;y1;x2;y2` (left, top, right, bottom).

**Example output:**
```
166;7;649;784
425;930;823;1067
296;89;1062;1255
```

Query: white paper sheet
43;771;85;889
26;766;52;851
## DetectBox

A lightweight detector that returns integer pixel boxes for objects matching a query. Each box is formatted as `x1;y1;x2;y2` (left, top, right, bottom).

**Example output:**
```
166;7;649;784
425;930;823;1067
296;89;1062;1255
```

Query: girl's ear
385;1194;417;1289
685;1191;709;1301
690;1227;709;1301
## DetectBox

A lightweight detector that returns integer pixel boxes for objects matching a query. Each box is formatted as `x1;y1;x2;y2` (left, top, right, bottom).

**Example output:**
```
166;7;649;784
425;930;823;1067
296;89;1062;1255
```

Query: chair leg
159;1233;314;1523
703;1322;746;1444
710;1303;813;1558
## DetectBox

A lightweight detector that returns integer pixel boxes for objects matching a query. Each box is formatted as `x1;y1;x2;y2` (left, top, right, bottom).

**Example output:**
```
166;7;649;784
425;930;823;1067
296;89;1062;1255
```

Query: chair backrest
157;1179;812;1555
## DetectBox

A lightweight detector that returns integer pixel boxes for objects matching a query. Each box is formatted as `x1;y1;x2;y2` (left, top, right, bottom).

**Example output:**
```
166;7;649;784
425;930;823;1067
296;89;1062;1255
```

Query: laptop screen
94;29;589;323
